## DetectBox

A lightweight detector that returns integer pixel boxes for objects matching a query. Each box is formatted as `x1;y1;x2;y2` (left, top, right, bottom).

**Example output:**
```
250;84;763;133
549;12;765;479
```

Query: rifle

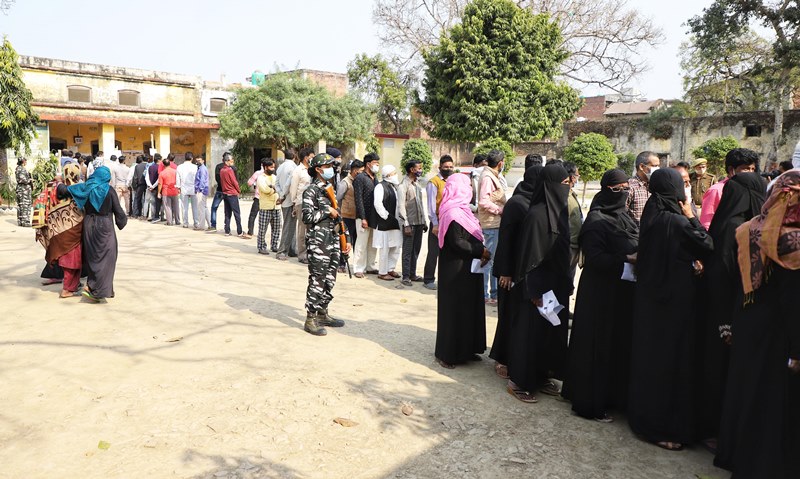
324;185;353;278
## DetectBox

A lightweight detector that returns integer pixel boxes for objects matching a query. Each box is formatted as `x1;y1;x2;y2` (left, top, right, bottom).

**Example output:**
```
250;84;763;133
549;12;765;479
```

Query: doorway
252;148;272;173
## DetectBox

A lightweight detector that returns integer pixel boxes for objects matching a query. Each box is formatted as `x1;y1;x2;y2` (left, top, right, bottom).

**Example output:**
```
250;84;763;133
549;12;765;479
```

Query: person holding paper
627;168;713;452
434;174;490;369
714;169;800;478
561;169;639;423
494;163;572;403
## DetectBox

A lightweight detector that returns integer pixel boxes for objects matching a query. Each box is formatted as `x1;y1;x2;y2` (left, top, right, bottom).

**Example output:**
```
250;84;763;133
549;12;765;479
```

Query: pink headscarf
438;173;484;249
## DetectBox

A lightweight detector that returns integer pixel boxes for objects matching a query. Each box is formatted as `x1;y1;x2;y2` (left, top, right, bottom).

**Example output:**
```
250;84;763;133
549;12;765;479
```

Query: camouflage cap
310;153;335;168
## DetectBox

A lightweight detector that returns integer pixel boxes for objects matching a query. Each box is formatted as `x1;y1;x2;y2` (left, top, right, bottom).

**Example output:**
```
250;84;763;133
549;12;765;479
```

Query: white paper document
471;259;490;274
621;262;637;282
537;290;564;326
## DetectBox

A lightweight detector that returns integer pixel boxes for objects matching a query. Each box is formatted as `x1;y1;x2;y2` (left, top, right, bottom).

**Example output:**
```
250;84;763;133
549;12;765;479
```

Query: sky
0;0;714;100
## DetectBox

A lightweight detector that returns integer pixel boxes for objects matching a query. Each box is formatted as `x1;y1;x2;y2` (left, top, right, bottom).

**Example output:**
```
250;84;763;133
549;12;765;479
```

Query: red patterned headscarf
736;169;800;302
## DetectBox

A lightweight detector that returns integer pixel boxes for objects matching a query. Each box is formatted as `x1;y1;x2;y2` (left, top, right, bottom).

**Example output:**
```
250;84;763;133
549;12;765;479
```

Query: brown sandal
377;274;395;281
436;358;455;369
495;363;510;379
507;384;537;403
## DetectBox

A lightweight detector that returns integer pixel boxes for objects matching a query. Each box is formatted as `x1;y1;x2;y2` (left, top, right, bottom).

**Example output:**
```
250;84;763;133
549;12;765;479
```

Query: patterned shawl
36;170;84;263
736;169;800;302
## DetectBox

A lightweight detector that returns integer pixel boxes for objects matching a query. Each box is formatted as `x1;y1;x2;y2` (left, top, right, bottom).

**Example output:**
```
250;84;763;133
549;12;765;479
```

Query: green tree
563;133;617;201
0;38;40;154
347;53;412;134
691;136;740;177
30;153;58;196
219;74;372;183
686;2;800;159
418;0;581;144
401;138;433;175
472;138;514;174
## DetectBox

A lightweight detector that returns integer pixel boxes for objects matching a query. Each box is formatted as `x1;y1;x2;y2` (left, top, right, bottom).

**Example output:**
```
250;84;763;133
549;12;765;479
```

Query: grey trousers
276;205;297;256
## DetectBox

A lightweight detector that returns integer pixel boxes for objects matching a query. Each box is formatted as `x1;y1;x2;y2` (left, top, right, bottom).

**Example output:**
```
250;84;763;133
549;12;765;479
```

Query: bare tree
373;0;664;92
1;0;15;14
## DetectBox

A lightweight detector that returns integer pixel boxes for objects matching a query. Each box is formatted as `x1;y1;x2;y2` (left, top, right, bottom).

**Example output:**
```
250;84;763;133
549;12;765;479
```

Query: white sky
0;0;713;99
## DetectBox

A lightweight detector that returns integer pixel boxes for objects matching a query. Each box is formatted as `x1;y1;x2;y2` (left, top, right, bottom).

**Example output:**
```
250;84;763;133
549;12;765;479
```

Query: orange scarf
736;170;800;302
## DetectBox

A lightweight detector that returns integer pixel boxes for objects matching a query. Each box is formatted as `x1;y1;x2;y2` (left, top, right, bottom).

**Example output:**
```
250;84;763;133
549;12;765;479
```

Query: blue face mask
321;168;335;180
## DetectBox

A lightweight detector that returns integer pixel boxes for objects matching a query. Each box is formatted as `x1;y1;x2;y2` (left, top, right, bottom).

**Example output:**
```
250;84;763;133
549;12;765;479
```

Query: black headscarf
513;165;544;200
637;168;692;294
581;168;639;242
515;164;570;281
707;172;766;275
640;167;685;233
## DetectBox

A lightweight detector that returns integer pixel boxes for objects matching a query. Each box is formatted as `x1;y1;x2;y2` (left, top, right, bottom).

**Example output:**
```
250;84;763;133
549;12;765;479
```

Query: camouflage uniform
301;154;350;335
15;165;33;227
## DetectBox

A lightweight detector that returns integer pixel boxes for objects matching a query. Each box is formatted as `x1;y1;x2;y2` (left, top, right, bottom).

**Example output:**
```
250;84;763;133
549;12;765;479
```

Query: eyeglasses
608;185;630;192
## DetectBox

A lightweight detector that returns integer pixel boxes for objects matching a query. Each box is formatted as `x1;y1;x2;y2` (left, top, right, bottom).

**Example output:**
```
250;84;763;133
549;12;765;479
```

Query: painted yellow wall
22;69;198;112
170;128;211;159
156;126;170;156
48;121;100;154
380;137;406;170
99;124;115;153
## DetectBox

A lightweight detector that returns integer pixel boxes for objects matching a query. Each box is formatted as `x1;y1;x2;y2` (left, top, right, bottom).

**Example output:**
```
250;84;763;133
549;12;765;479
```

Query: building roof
604;99;664;116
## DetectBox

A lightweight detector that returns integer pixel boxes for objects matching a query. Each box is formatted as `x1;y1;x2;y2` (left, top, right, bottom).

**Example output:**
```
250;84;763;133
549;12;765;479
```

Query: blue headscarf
69;166;111;211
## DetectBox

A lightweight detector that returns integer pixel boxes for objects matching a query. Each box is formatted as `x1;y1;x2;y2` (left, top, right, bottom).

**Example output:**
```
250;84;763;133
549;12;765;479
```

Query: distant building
604;99;666;119
575;95;611;121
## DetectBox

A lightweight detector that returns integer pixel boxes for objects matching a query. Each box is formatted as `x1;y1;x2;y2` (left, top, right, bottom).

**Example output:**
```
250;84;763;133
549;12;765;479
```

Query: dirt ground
0;210;726;479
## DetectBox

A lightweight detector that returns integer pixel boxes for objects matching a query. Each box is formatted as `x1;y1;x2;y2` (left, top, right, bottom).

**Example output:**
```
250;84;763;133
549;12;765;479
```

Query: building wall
561;110;799;167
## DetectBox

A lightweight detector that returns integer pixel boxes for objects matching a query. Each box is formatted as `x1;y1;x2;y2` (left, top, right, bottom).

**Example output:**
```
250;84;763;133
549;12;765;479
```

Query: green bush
616;152;636;176
564;133;618;184
365;135;381;158
31;154;58;196
691;136;740;176
401;138;433;175
473;138;514;174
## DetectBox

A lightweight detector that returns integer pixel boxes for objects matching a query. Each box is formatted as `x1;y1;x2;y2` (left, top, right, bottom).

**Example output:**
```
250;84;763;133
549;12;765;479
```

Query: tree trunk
581;180;588;205
772;81;789;164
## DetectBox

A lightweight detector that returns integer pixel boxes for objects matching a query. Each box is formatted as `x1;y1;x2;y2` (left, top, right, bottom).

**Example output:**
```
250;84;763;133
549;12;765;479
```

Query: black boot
304;312;327;336
317;308;344;328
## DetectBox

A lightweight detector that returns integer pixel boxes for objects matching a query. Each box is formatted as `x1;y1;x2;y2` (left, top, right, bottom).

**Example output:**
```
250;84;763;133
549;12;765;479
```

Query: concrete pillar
99;124;115;154
156;126;171;155
316;139;326;155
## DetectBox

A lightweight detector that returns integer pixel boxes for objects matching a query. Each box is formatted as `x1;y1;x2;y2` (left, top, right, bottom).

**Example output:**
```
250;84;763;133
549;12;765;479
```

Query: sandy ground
0;209;725;479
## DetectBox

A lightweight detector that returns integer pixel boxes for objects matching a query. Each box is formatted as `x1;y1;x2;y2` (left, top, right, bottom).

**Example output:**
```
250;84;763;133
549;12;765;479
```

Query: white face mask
645;165;660;179
371;164;380;174
385;175;399;185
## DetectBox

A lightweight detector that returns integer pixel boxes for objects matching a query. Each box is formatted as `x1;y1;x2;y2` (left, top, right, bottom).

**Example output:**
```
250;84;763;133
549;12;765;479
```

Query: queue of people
19;144;799;477
433;148;798;479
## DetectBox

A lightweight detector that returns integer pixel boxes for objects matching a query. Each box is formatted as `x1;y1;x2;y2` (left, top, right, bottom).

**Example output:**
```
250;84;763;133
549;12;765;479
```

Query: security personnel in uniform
689;158;717;208
301;153;352;336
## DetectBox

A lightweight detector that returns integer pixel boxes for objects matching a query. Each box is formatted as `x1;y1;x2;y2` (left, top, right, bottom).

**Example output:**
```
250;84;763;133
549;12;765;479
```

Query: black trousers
133;185;146;217
423;222;439;284
402;225;424;280
247;198;260;235
343;217;357;245
223;194;243;235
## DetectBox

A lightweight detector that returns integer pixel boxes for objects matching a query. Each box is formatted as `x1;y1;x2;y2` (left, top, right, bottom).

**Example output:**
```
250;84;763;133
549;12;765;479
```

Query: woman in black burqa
561;169;638;422
627;167;713;451
697;172;765;446
489;165;542;379
494;163;571;403
714;169;800;478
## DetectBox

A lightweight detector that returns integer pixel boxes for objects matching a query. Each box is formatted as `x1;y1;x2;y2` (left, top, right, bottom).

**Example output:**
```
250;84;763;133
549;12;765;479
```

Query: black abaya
82;188;127;299
714;266;800;478
435;222;486;364
562;215;637;419
628;169;714;445
698;173;765;439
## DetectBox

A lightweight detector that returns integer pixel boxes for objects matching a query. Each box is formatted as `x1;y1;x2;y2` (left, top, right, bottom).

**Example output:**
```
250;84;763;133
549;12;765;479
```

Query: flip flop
81;290;100;303
436;358;455;369
540;380;562;396
655;441;683;451
494;363;510;379
507;385;537;403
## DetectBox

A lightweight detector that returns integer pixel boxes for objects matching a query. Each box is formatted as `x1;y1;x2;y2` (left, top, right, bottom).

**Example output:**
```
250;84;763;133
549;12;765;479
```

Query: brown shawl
736;169;800;302
35;167;84;264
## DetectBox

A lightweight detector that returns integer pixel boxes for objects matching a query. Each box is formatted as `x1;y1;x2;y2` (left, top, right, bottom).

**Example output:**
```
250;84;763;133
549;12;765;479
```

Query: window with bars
118;90;140;107
209;98;227;113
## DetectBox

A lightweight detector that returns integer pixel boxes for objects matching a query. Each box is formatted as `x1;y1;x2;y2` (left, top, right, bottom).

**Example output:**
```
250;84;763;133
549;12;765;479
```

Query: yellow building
5;55;238;178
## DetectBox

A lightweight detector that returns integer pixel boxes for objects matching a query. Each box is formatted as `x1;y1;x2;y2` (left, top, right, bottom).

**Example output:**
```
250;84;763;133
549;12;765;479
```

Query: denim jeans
210;190;224;228
482;228;499;300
